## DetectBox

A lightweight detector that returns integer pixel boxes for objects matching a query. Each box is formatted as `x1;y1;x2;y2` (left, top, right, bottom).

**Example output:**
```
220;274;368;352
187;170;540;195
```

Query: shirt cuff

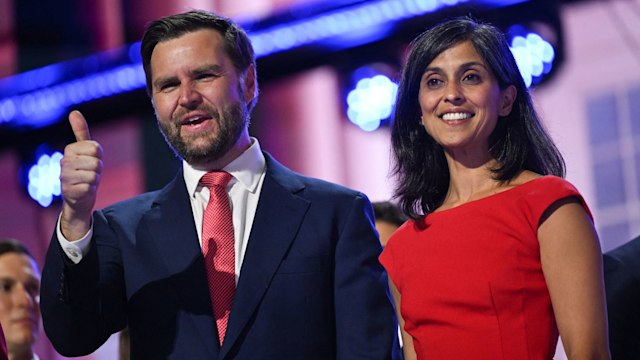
56;213;93;264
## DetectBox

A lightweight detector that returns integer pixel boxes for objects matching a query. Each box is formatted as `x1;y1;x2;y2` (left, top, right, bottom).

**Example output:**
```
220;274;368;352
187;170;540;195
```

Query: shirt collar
184;137;266;197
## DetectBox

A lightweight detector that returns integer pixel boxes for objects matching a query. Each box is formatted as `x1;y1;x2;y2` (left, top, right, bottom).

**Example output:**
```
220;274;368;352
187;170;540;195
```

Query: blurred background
0;0;639;358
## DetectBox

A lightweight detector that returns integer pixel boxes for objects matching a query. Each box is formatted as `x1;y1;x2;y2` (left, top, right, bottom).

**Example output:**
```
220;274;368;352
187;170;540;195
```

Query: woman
380;17;610;359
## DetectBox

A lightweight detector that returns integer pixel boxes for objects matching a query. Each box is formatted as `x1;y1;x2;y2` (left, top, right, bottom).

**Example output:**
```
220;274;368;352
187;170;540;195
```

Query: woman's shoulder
510;170;541;185
511;172;579;195
384;219;421;246
510;173;591;223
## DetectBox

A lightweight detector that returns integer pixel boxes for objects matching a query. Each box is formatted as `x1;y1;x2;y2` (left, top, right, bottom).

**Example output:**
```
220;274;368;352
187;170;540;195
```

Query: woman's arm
389;279;417;360
538;197;610;359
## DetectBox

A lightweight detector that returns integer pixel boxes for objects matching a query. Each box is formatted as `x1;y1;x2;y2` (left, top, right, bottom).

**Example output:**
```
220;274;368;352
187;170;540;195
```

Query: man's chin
7;329;37;345
180;149;223;166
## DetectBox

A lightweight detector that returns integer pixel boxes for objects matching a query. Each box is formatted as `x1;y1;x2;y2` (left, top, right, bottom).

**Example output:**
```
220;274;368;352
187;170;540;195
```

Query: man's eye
156;81;178;92
161;83;177;91
26;282;40;296
197;73;217;80
0;282;13;293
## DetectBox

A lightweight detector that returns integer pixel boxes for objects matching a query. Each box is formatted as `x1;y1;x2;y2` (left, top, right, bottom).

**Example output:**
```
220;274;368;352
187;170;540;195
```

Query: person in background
380;16;610;359
372;201;407;247
603;234;640;359
40;10;400;360
0;239;41;360
0;324;8;360
373;201;408;349
118;327;130;360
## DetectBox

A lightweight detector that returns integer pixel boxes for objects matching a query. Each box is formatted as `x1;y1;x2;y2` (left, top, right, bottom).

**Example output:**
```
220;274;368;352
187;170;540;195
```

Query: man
603;234;640;359
0;326;6;360
0;239;41;360
40;10;400;360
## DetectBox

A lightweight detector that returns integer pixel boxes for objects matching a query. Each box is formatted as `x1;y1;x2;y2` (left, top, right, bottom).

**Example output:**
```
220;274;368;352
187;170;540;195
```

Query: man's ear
499;85;517;117
242;63;257;105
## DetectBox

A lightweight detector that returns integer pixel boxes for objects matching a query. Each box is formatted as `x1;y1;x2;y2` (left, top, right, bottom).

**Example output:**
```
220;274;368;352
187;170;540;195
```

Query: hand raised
59;110;103;240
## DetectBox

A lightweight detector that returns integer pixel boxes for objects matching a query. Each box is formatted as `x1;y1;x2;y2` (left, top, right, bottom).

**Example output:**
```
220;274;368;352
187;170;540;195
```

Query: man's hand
59;110;103;240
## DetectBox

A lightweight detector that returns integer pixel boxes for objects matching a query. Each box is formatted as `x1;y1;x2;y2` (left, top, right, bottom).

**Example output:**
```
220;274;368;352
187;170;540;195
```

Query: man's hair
140;10;258;110
0;239;34;259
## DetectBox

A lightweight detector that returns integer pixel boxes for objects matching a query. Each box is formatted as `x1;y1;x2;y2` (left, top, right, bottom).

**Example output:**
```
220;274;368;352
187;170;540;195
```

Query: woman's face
418;40;515;158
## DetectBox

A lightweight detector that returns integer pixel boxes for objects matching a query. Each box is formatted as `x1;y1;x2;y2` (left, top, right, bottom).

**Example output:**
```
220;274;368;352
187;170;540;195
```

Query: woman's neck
441;155;502;209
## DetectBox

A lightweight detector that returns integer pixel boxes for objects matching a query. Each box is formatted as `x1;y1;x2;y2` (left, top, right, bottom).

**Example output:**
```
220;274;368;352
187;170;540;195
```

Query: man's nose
178;84;203;108
13;284;36;307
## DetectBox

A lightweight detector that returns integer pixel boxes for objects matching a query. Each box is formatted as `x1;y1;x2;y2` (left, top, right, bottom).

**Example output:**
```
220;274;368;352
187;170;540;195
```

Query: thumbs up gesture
59;110;103;240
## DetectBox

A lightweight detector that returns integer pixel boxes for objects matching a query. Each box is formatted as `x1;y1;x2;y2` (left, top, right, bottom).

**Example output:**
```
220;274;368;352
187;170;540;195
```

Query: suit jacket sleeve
334;194;401;360
40;209;127;357
604;236;640;360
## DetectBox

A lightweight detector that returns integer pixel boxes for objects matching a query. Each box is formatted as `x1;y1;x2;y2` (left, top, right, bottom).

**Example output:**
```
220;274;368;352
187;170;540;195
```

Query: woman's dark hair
391;16;565;220
140;10;257;110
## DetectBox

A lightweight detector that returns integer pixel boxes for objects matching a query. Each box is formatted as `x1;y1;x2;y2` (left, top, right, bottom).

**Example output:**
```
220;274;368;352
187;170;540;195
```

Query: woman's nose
444;82;464;103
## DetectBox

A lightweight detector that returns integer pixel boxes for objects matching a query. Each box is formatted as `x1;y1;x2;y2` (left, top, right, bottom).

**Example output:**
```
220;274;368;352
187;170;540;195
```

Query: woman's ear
499;85;517;117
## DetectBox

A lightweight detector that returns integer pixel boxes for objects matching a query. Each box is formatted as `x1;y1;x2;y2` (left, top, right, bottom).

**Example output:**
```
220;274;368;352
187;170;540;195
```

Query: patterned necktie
200;171;235;345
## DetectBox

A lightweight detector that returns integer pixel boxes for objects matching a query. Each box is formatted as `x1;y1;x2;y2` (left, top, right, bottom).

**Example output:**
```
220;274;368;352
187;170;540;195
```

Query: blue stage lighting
26;150;63;207
0;63;145;127
250;0;479;57
0;0;530;130
346;67;398;132
508;25;555;87
0;98;16;123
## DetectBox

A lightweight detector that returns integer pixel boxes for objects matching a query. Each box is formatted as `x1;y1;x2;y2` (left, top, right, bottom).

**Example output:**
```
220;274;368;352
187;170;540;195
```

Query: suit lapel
142;172;220;357
220;155;309;358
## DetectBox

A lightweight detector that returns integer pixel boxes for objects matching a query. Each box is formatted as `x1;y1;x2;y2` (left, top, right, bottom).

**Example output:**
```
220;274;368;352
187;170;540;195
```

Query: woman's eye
463;73;481;83
426;78;443;88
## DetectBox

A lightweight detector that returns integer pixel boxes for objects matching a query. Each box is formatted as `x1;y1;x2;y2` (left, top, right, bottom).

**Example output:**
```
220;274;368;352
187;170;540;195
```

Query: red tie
201;171;235;345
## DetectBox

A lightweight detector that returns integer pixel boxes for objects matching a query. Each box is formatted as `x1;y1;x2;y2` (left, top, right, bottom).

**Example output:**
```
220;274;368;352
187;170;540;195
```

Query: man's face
0;253;40;354
150;29;255;168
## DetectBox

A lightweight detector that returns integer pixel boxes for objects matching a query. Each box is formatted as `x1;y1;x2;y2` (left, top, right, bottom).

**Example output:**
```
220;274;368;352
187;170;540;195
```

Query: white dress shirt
57;138;267;284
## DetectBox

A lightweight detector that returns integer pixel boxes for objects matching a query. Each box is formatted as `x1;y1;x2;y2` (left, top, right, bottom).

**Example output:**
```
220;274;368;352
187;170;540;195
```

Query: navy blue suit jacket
603;234;640;360
41;153;401;359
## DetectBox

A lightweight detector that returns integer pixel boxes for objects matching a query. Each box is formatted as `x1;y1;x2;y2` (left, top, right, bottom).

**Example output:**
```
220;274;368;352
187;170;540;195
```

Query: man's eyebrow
189;64;224;76
153;75;177;90
153;64;226;89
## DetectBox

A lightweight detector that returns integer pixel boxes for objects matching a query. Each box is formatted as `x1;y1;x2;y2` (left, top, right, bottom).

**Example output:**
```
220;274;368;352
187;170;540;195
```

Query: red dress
380;176;590;360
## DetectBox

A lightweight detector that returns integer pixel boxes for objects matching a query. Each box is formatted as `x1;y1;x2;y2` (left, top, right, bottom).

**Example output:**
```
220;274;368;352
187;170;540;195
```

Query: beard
157;101;249;166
